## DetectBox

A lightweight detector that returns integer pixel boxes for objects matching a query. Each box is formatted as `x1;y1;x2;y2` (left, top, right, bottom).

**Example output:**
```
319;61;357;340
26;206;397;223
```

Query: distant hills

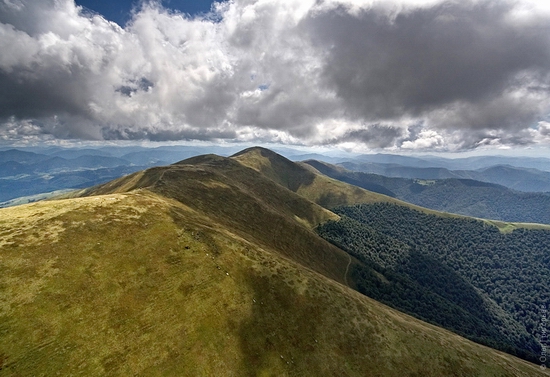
0;146;243;204
2;146;550;206
339;160;550;192
0;147;545;376
344;153;550;171
305;159;550;224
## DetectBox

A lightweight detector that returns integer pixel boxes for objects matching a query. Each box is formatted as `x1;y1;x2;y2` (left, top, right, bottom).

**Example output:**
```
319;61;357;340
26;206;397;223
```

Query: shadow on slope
0;193;541;376
317;203;544;362
78;147;545;366
233;147;407;209
81;153;352;287
304;159;550;225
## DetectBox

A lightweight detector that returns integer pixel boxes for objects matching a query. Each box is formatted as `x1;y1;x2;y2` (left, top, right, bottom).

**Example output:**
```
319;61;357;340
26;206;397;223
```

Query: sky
1;0;550;154
75;0;216;26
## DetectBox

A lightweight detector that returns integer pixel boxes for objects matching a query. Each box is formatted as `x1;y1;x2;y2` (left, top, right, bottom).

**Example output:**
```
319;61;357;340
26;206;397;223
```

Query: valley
305;159;550;224
0;147;547;376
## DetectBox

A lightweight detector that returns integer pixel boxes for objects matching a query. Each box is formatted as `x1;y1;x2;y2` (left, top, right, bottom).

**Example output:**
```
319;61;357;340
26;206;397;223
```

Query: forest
316;203;550;362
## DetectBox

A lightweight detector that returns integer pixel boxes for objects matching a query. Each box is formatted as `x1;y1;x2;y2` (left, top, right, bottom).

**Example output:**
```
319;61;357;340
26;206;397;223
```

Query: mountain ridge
305;158;550;225
0;147;546;376
339;160;550;192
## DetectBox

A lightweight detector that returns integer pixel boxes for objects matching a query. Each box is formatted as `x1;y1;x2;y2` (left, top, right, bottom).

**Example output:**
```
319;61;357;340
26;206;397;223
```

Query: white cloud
0;0;549;152
401;129;444;150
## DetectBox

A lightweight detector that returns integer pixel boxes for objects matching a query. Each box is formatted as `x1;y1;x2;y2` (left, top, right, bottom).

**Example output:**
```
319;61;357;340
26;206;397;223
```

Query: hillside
0;148;545;375
305;159;550;224
339;160;550;192
232;147;448;216
0;146;241;204
317;203;550;362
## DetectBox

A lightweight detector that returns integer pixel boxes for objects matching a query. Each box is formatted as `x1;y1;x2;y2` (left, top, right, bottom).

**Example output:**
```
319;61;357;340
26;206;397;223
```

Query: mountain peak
231;145;278;157
0;146;545;376
231;146;316;192
173;153;228;166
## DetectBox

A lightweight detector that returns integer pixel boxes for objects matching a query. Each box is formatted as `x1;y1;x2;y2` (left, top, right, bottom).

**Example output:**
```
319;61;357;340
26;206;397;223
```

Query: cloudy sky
1;0;550;153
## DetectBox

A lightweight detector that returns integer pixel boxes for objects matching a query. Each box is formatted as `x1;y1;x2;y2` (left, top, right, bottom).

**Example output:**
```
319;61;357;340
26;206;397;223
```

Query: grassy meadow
0;148;547;375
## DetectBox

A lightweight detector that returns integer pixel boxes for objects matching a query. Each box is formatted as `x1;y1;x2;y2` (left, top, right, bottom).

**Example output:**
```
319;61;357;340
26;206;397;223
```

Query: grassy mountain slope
0;183;544;376
78;153;351;286
230;149;550;359
232;147;456;217
234;149;550;236
305;159;550;225
232;147;395;208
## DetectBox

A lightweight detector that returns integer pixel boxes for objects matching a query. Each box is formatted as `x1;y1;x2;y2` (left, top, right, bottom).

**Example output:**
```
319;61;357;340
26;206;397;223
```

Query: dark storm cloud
303;0;550;128
324;124;405;148
0;63;94;120
101;126;237;141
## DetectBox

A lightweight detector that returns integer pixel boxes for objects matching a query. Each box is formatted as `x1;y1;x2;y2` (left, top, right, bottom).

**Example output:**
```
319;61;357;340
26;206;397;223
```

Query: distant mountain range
304;159;550;224
0;146;243;204
2;145;550;205
339;161;550;192
288;151;550;192
1;146;545;375
347;153;550;171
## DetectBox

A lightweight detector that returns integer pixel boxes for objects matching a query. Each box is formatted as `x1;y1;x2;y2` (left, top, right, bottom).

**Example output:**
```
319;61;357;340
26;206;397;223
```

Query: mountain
117;146;243;164
0;147;543;376
77;148;549;358
433;155;550;171
339;160;550;192
232;147;414;209
0;166;152;204
47;148;114;159
285;153;349;164
0;146;247;204
354;153;440;167
316;203;550;362
339;161;463;179
0;155;131;176
234;150;550;360
305;159;550;224
0;149;49;164
1;155;132;178
476;165;550;192
348;153;550;171
0;148;144;203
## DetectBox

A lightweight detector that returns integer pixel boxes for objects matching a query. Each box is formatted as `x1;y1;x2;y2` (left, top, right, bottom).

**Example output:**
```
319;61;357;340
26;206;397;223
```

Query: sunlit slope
0;192;544;376
232;147;394;208
231;147;464;218
304;158;550;228
232;147;550;232
79;153;350;285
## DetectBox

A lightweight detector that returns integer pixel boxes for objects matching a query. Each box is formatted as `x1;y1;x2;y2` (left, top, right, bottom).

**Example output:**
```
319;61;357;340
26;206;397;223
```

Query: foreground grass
0;191;544;376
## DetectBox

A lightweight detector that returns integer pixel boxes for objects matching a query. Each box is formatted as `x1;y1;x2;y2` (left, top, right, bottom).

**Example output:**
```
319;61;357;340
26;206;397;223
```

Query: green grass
233;148;550;233
483;219;550;233
1;148;547;375
0;192;544;376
